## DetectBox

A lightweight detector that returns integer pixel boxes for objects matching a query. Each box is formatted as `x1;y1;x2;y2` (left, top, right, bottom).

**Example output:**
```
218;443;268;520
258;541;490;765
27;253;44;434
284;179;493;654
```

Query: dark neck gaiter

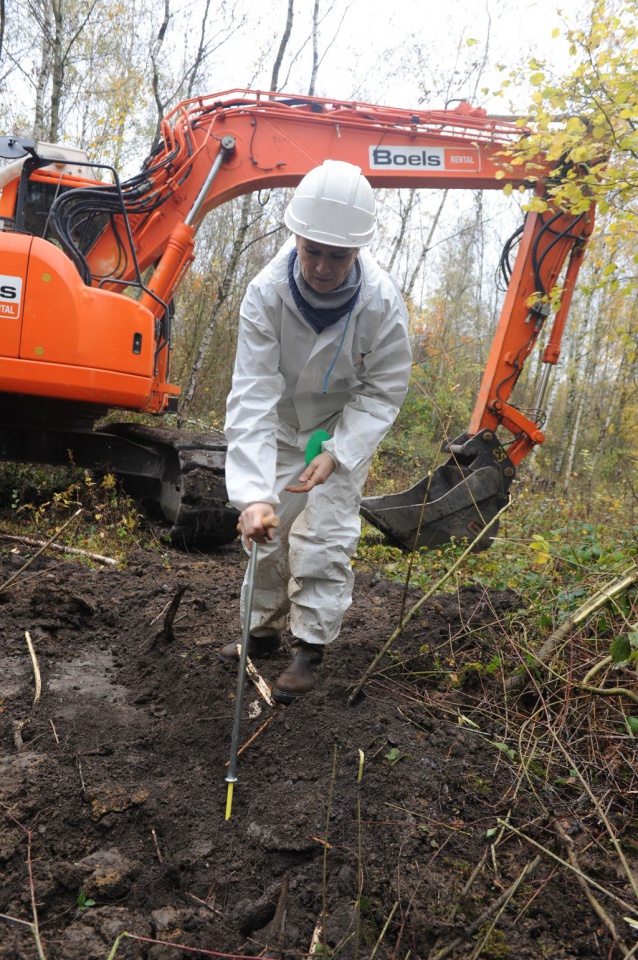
288;250;361;333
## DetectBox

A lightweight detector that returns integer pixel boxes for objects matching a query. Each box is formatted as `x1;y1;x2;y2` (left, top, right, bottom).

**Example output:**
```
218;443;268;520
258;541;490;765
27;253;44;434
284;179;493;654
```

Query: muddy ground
1;535;636;959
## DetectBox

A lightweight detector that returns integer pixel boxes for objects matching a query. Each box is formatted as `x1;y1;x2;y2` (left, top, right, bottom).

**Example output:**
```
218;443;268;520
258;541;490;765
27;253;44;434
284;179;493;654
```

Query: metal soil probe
225;541;258;819
225;515;279;820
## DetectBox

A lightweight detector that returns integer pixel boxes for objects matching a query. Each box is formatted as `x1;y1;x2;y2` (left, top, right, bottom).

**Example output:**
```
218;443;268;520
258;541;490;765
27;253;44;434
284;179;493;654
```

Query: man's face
295;236;359;294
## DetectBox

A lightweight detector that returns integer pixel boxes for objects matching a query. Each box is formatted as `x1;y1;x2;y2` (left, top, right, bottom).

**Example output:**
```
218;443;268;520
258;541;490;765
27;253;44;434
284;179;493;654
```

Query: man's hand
285;452;336;494
238;502;280;548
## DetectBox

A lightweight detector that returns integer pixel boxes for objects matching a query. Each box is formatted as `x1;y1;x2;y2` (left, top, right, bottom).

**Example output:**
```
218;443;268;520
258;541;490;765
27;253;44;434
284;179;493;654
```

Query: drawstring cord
322;308;353;394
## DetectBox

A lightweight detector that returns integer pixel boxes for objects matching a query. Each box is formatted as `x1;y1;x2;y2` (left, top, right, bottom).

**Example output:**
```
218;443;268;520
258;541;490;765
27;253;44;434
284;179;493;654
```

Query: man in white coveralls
218;159;412;704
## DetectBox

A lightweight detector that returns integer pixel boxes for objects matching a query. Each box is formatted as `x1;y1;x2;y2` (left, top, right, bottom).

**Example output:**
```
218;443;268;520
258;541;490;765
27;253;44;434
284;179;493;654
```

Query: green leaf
610;635;631;663
626;717;638;736
77;890;96;910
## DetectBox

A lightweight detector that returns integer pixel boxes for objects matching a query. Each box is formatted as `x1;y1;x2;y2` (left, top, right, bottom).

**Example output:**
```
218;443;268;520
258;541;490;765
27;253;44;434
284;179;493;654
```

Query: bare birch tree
270;0;294;93
308;0;320;96
178;0;299;418
179;194;255;416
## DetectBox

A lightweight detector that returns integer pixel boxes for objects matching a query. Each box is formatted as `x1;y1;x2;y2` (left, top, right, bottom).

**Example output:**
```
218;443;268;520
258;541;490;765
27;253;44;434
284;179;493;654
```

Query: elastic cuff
320;439;340;469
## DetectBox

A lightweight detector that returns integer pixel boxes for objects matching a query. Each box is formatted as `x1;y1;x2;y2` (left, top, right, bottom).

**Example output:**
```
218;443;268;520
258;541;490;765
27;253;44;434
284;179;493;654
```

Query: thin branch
498;820;637;915
554;820;631;957
0;508;83;594
349;502;510;703
429;857;540;960
0;533;117;566
545;727;638;902
505;565;638;692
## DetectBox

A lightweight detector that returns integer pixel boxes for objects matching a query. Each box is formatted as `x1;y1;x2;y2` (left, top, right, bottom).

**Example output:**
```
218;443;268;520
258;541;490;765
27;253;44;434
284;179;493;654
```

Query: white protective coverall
224;238;412;646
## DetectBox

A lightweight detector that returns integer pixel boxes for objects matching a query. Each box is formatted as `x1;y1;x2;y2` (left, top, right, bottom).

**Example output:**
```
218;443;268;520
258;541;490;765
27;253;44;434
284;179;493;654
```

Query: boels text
371;146;444;168
369;145;480;172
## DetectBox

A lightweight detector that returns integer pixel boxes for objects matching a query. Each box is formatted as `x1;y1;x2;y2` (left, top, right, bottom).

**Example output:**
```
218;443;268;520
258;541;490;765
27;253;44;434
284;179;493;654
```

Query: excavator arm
0;89;596;550
361;202;594;549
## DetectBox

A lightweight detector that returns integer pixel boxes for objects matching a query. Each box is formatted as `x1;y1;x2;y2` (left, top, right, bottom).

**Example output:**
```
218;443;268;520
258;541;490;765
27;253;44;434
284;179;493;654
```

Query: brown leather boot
273;641;324;704
217;634;281;663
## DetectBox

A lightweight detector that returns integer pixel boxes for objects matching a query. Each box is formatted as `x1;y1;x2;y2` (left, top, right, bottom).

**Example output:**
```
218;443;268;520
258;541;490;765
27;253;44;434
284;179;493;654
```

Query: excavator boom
0;90;596;549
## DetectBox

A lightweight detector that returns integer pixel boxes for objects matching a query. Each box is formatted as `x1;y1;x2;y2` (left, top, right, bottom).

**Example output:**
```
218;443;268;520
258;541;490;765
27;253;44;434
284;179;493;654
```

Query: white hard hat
284;160;376;247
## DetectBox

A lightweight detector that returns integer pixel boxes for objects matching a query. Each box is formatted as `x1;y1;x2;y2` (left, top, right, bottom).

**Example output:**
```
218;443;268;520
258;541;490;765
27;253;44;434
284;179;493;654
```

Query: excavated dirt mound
0;540;635;959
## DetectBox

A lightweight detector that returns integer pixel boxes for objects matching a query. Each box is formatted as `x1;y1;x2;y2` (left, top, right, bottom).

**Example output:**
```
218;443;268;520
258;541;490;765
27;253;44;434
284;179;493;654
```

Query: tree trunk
308;0;320;96
528;374;558;468
269;0;294;93
48;0;64;142
562;381;586;491
404;190;448;300
150;0;170;151
185;0;212;100
386;189;416;275
33;1;54;140
179;192;254;416
0;0;5;61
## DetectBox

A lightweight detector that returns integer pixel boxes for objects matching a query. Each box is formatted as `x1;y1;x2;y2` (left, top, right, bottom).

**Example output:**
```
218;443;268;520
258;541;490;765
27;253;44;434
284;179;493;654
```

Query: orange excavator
0;89;595;549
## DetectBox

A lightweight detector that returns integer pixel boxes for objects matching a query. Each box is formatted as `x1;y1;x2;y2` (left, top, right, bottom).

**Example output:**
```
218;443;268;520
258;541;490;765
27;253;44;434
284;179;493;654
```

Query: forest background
2;5;638;957
0;0;637;608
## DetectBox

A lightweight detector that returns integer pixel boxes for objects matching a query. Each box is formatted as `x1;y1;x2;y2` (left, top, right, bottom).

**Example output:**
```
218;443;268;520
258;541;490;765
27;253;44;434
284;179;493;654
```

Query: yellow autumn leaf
530;535;552;565
565;116;586;135
526;197;549;212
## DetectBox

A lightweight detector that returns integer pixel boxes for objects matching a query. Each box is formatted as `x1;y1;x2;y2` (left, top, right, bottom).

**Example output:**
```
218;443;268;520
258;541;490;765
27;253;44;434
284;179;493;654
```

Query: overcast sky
194;0;587;114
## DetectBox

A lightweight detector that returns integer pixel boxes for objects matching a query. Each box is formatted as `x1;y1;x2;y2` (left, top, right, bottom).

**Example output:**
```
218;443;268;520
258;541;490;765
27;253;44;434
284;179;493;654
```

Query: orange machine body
1;88;595;461
0;232;163;408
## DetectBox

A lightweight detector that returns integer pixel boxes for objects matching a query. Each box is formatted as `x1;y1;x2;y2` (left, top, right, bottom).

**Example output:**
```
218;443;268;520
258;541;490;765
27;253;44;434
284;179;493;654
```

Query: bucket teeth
361;430;515;552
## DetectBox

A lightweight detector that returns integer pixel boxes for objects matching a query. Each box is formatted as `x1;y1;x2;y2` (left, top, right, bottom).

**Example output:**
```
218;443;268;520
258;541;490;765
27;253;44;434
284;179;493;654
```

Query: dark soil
1;538;636;959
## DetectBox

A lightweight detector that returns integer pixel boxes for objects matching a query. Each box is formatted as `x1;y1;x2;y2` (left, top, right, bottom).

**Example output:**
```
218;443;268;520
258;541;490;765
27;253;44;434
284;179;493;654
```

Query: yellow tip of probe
225;781;234;820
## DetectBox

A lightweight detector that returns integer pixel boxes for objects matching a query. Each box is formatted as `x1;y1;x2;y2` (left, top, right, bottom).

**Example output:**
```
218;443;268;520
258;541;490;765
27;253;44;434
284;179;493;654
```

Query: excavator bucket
360;430;515;552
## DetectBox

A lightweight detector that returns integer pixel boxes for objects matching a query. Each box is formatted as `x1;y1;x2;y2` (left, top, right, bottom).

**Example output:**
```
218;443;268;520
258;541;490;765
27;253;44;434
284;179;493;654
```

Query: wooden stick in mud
0;533;117;566
224;716;275;767
307;921;322;960
0;508;83;594
244;653;276;707
24;631;42;704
